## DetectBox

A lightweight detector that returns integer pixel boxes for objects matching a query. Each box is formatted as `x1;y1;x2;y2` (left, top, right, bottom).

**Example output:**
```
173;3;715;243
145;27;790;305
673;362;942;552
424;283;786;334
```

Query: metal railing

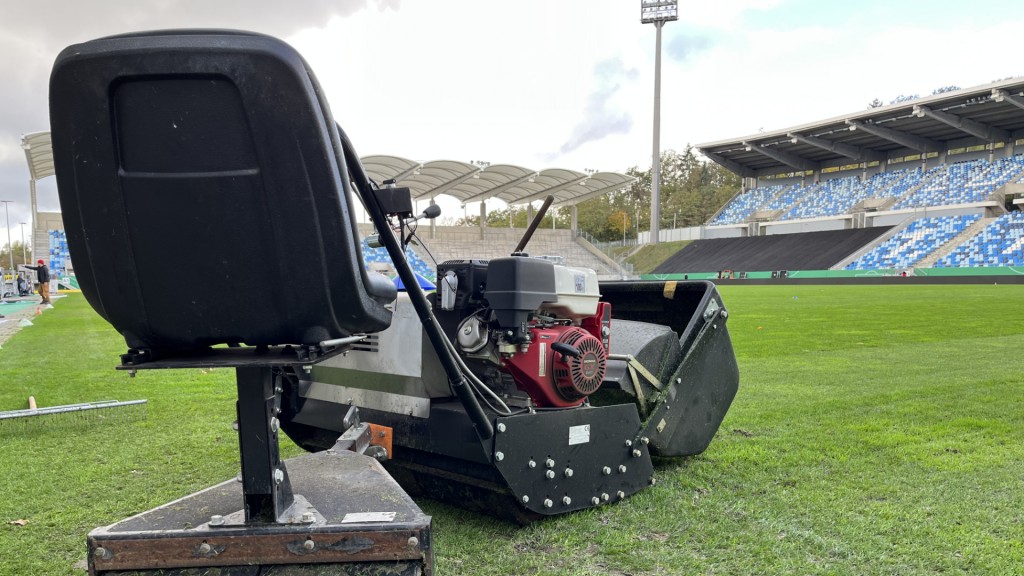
574;230;636;276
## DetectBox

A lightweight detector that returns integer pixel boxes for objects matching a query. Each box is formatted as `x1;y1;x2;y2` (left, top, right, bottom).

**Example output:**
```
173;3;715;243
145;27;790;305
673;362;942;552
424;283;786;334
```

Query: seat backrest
49;30;393;351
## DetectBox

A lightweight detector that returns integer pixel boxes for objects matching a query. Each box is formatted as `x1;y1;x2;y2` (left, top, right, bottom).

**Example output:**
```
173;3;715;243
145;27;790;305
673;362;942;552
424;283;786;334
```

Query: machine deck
88;449;433;576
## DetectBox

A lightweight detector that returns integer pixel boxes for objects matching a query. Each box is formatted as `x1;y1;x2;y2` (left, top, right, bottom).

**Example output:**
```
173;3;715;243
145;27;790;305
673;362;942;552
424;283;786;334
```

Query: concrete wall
761;216;851;235
867;204;990;227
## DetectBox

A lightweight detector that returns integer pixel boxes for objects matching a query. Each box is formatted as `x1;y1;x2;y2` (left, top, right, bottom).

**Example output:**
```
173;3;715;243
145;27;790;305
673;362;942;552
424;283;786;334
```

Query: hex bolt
720;309;729;319
522;495;530;504
270;417;279;433
209;515;225;526
497;423;507;433
528;460;537;468
303;539;315;551
545;470;556;480
495;451;505;462
601;493;610;502
274;468;285;485
619;464;627;473
408;536;419;548
562;496;572;506
564;468;574;478
235;472;243;483
545;458;555;469
302;365;312;373
641;437;650;445
617;491;626;500
703;308;716;321
625;439;633;447
301;511;316;524
232;420;239;431
591;497;601;506
274;386;283;394
543;499;553;509
93;547;109;560
602;466;612;476
632;449;642;458
199;542;212;555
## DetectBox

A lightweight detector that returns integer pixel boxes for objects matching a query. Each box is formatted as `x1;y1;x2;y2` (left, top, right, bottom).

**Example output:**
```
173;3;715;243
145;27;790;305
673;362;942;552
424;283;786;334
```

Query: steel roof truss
912;105;1009;143
845;120;942;153
741;141;818;172
992;89;1024;111
787;133;883;163
700;151;754;178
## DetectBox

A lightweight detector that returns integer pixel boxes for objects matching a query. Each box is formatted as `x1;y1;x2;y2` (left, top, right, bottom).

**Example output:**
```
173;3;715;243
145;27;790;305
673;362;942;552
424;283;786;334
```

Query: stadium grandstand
648;77;1024;280
22;77;1024;285
20;133;637;284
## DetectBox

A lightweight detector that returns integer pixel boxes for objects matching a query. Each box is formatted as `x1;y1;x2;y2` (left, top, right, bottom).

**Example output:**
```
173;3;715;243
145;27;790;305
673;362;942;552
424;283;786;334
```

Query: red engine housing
502;325;608;408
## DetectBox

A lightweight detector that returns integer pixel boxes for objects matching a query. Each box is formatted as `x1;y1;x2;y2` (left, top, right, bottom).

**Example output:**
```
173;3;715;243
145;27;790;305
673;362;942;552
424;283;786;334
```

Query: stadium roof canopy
21;132;635;209
697;77;1024;179
360;155;635;207
21;131;54;180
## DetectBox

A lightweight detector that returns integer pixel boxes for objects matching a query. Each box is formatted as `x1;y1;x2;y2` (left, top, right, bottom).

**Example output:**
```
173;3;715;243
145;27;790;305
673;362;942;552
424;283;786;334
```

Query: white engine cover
538;265;600;320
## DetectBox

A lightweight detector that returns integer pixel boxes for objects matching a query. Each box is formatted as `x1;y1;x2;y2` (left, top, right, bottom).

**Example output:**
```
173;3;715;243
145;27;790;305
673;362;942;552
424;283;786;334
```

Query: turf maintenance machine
50;30;738;575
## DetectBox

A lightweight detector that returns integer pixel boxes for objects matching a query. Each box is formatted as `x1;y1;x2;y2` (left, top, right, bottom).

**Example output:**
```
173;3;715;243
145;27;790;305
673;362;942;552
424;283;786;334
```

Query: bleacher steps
355;224;625;279
830;216;916;270
913;216;995;269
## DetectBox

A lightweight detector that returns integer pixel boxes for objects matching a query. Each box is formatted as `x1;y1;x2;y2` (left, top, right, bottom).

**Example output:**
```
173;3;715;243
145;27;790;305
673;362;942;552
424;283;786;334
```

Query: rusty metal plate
88;450;432;575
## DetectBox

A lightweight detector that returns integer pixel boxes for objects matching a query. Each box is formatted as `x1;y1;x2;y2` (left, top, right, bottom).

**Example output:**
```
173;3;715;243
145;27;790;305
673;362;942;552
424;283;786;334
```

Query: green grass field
1;286;1022;575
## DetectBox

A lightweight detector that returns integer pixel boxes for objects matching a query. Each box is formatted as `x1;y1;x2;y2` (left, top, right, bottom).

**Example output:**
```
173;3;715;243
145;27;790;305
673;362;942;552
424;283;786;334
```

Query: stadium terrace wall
641;266;1024;285
651;228;892;274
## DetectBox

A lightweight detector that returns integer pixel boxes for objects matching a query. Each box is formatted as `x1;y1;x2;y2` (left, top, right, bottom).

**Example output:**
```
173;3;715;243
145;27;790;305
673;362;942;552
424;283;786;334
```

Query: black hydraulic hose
335;125;493;441
512;195;555;254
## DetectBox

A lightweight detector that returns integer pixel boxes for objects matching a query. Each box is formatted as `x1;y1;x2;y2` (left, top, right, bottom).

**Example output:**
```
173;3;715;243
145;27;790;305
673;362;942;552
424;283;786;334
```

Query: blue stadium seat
934;212;1024;268
845;214;981;270
361;237;437;282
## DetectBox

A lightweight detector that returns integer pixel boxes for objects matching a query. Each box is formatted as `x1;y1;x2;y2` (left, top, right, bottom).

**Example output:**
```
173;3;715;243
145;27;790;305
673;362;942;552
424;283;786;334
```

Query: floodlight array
641;0;679;23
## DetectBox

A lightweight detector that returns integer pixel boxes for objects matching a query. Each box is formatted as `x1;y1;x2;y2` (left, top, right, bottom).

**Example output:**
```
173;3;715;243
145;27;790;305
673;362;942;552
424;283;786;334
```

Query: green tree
575;146;740;241
0;240;31;269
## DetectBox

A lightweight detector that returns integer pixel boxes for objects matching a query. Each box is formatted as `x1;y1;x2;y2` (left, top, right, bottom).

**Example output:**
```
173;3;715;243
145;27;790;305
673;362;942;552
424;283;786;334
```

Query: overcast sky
1;0;1022;233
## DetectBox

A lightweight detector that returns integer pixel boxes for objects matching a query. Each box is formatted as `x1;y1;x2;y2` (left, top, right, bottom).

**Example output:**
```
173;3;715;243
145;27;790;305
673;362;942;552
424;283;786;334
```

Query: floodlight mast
1;200;12;270
19;223;26;266
641;0;678;245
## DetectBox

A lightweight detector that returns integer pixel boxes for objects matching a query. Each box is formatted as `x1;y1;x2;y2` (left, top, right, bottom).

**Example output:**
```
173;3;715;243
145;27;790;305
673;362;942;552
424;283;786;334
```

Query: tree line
454;146;740;242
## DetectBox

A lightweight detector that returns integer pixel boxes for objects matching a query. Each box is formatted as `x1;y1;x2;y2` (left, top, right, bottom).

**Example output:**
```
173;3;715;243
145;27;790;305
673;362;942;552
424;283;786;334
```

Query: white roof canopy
22;133;636;208
360;156;635;207
21;131;54;181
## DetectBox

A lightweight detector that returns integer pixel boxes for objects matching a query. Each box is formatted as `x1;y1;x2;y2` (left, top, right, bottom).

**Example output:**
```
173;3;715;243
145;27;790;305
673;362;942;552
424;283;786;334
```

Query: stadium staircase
830;217;916;270
913;216;995;268
356;224;625;278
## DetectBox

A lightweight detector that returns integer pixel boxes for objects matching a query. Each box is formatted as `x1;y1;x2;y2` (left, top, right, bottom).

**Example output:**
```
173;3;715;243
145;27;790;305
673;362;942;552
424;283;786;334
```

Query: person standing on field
23;259;51;305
